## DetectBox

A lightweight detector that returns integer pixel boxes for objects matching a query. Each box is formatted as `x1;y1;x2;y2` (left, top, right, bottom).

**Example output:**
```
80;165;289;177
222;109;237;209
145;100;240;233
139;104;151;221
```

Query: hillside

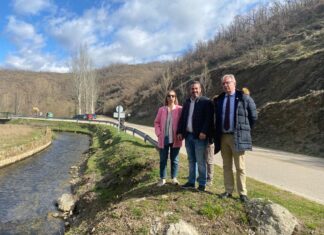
97;62;168;115
0;62;167;117
253;90;324;157
127;1;324;157
0;70;74;117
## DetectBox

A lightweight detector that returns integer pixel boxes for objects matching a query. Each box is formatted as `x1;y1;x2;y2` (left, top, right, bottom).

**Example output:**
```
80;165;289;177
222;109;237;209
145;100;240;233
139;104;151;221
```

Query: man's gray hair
221;74;236;83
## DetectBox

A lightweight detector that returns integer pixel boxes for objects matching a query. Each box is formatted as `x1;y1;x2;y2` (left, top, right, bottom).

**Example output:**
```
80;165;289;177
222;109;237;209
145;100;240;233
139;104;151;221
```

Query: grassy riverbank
0;124;52;164
8;119;324;234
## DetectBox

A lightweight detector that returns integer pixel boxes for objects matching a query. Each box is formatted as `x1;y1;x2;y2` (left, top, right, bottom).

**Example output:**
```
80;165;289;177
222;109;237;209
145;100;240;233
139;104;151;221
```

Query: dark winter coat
177;96;214;139
213;90;257;153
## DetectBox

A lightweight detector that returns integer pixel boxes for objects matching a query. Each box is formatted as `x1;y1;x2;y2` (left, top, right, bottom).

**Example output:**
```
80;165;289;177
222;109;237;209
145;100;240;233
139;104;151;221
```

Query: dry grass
0;124;35;148
0;124;50;160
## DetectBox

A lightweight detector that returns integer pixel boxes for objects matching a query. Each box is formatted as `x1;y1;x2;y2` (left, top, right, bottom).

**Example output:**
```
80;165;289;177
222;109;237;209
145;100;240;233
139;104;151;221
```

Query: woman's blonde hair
164;90;179;106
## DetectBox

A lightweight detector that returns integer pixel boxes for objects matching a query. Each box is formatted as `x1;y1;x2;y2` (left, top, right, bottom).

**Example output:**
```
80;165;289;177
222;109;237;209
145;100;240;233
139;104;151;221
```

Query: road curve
122;121;324;205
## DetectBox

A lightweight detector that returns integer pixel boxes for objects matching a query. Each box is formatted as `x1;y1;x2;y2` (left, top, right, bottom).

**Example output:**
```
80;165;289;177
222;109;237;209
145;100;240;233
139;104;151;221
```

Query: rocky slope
253;90;324;157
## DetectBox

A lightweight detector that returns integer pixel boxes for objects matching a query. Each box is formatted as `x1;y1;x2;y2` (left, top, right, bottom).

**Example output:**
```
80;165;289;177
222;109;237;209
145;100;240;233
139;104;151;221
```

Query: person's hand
177;134;183;141
199;133;206;140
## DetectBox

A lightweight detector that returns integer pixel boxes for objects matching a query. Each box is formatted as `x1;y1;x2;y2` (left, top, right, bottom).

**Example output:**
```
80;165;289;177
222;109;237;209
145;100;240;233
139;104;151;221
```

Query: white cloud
5;16;45;50
5;50;68;73
95;0;268;64
3;0;270;72
12;0;53;15
4;16;68;72
47;7;111;53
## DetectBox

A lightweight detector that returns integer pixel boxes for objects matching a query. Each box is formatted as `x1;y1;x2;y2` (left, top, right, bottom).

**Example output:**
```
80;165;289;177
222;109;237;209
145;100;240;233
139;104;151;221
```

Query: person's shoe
171;178;179;185
197;185;206;191
239;195;249;203
181;182;195;189
157;179;166;187
219;192;232;199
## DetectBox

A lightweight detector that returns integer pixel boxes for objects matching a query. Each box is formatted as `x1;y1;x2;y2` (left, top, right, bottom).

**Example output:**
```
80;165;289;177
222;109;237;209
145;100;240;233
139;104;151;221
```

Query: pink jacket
154;105;183;149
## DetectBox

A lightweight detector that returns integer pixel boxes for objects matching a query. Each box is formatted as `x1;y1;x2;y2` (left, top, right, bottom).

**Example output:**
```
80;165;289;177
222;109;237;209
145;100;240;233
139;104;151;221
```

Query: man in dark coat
213;74;257;202
177;81;213;191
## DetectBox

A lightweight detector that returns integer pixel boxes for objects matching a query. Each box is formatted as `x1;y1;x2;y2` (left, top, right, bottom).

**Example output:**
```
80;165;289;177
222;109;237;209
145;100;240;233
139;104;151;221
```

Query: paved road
121;120;324;205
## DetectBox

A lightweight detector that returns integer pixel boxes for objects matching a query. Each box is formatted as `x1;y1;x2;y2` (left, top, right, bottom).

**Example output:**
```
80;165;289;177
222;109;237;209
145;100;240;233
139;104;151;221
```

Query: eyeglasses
167;95;176;98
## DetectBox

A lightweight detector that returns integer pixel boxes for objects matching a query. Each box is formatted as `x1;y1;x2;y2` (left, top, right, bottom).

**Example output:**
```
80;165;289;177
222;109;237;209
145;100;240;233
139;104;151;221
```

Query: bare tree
177;78;189;103
199;63;212;96
157;68;173;104
88;68;98;113
70;44;98;114
180;0;322;68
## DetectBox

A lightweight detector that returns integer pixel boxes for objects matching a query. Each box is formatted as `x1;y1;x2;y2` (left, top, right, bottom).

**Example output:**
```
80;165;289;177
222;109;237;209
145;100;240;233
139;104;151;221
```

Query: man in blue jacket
177;81;213;191
213;74;257;202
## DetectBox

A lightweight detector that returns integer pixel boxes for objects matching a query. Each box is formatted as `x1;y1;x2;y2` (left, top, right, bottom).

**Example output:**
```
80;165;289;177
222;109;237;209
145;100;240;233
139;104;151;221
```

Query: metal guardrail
79;119;158;147
123;126;158;147
77;119;158;147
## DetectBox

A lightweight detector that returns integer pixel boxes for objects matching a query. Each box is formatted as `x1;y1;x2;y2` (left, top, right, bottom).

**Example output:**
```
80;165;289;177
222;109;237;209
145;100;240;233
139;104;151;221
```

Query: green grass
198;202;224;219
10;118;324;235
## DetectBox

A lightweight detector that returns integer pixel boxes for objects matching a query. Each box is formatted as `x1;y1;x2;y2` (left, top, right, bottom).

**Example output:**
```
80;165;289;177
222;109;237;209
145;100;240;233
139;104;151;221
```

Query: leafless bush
199;63;212;96
287;42;303;53
156;68;173;105
177;77;190;103
181;0;322;67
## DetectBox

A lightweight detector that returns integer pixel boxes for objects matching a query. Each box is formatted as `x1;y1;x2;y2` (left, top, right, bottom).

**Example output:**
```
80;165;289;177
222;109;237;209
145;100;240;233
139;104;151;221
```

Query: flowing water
0;132;89;235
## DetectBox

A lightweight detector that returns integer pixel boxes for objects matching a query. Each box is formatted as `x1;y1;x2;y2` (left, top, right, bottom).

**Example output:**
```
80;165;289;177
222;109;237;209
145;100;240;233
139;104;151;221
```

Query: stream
0;132;89;234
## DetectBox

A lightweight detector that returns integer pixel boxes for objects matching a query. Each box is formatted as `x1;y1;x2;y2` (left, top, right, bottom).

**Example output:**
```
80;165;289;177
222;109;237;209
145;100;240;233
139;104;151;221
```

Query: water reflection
0;132;89;234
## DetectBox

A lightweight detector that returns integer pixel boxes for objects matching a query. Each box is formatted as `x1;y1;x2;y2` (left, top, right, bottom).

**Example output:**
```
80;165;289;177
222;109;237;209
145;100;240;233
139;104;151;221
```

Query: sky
0;0;271;73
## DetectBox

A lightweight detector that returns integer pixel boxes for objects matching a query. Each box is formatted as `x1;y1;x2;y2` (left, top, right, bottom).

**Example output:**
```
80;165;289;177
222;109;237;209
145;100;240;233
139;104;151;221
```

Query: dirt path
121;120;324;205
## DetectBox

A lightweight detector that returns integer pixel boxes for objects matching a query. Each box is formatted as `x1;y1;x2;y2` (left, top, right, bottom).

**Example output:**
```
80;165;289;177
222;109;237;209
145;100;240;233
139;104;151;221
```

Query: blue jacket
177;96;213;139
213;90;257;153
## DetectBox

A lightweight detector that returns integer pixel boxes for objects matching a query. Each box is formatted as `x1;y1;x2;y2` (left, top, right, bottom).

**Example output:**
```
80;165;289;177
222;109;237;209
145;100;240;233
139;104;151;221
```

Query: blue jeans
185;133;207;186
159;137;180;179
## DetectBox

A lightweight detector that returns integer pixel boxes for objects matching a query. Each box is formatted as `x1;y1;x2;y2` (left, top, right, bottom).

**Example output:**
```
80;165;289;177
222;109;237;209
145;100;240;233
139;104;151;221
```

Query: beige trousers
221;134;247;195
205;143;215;181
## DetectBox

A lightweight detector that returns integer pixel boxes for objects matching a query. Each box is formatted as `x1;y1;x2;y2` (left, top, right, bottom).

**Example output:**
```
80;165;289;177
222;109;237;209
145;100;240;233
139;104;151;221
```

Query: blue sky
0;0;271;72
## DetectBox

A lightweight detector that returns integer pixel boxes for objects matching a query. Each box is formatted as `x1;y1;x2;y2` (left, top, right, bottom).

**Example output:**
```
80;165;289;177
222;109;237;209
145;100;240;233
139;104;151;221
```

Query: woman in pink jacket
154;90;182;186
